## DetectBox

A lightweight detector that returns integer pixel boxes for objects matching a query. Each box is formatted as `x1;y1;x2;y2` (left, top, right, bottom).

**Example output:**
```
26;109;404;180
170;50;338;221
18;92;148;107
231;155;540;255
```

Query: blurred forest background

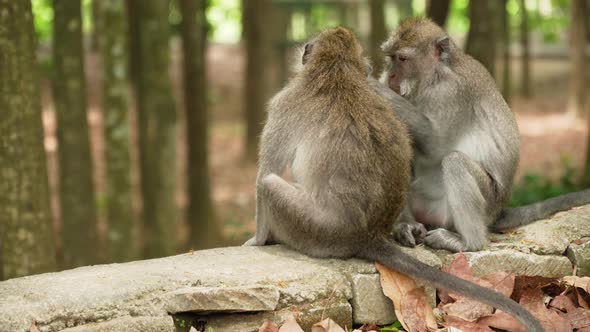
1;0;589;281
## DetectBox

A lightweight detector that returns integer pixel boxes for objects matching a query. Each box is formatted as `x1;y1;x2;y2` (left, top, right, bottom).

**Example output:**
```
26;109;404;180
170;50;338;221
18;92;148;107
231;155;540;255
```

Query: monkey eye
397;55;408;62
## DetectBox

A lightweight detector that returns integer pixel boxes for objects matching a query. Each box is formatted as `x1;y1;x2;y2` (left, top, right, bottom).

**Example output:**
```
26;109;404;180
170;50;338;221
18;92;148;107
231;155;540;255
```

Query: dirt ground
40;44;589;250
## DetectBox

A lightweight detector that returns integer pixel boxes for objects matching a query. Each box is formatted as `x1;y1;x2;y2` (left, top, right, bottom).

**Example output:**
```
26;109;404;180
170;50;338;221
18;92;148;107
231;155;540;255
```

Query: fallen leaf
549;295;577;312
512;276;557;302
401;287;438;331
443;298;494;322
29;320;40;332
563;276;590;293
481;271;515;298
259;319;279;332
576;288;590;309
375;262;416;332
443;315;494;332
279;315;304;332
520;288;572;332
478;310;528;332
357;323;380;332
310;318;345;332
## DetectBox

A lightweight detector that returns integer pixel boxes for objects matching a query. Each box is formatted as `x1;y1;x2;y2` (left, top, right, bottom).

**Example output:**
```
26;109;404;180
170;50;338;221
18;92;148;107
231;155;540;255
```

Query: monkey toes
393;222;427;247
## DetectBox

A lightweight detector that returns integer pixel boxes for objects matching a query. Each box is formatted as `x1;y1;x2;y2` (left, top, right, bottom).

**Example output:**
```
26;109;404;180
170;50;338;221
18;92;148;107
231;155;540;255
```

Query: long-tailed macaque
245;27;543;332
370;17;590;253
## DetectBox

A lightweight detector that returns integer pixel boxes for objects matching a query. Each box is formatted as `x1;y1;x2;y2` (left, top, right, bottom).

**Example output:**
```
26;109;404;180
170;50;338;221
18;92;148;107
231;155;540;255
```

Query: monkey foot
424;228;466;252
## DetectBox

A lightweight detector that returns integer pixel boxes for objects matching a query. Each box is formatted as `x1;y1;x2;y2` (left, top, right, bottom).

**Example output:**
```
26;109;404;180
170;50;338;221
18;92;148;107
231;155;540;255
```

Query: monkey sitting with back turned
245;26;543;332
370;17;590;253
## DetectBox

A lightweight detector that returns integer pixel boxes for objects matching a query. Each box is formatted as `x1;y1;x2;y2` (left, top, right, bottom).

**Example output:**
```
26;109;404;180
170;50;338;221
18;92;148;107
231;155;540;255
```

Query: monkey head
300;27;367;75
381;18;453;100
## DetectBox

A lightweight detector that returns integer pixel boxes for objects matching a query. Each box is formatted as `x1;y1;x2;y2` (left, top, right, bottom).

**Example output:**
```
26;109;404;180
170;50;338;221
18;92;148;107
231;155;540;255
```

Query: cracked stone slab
567;238;590;276
441;249;572;277
165;285;280;314
489;205;590;255
60;316;175;332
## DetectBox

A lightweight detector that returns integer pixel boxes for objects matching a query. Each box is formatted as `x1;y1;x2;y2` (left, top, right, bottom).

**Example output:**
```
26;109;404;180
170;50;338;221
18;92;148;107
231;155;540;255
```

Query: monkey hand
393;221;427;247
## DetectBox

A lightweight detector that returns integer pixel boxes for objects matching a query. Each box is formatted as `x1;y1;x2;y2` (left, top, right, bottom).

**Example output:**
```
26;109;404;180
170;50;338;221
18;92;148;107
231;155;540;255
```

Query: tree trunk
570;0;588;117
131;0;177;259
0;0;56;280
52;0;98;268
96;0;137;262
519;0;531;97
243;0;273;162
426;0;451;28
465;0;498;79
396;0;413;18
179;0;222;250
370;0;387;77
501;0;511;104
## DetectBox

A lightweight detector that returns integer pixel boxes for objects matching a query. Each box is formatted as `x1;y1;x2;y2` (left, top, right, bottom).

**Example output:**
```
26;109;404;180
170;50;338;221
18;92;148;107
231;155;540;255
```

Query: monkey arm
368;78;435;152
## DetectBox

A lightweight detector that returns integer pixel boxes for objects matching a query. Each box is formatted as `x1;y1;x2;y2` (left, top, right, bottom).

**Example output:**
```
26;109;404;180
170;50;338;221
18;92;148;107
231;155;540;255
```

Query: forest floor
40;44;588;252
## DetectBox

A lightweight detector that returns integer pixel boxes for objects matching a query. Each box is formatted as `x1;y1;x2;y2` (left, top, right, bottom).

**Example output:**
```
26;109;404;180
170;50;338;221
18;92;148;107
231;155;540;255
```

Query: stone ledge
0;204;588;332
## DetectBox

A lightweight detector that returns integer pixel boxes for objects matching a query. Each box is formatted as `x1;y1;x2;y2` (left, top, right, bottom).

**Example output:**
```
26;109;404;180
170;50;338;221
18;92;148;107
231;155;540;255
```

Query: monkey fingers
393;221;427;247
424;228;465;252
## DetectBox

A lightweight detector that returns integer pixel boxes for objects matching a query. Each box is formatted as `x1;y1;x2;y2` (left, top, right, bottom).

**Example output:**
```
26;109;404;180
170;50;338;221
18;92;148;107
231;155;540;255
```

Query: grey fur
247;26;543;332
373;18;589;255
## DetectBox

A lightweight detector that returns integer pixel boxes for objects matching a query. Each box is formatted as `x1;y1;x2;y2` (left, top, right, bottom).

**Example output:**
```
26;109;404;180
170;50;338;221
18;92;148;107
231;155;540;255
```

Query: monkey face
381;18;451;99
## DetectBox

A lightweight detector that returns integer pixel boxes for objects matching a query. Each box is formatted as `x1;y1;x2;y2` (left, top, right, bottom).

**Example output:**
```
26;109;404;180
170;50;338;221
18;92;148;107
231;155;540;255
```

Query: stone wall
1;205;589;332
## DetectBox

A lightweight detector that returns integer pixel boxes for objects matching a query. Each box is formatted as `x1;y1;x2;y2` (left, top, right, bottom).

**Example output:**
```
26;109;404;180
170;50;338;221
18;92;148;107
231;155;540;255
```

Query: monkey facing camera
370;17;590;254
245;26;543;332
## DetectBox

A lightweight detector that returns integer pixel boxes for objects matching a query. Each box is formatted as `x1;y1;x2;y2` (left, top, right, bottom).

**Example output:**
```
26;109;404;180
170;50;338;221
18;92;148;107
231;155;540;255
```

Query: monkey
245;26;544;332
369;17;590;253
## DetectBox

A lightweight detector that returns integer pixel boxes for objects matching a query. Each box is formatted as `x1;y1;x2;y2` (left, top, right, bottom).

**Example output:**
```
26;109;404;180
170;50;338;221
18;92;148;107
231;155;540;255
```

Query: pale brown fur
246;26;543;332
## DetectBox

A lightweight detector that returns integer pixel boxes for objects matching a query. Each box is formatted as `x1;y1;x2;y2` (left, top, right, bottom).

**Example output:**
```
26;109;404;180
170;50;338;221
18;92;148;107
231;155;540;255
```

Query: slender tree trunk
179;0;222;249
0;0;56;280
570;0;588;117
243;0;273;162
52;0;98;268
396;0;413;19
96;0;137;262
426;0;451;28
501;0;511;104
270;5;291;89
519;0;531;97
465;0;498;79
132;0;177;259
370;0;387;77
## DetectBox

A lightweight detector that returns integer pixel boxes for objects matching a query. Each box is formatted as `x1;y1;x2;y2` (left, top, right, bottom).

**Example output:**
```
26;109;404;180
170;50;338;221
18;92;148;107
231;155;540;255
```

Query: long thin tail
360;239;544;332
493;188;590;231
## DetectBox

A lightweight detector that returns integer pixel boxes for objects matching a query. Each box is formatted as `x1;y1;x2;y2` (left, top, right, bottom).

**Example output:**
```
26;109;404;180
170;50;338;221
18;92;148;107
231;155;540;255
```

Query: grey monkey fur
246;26;544;332
372;17;590;253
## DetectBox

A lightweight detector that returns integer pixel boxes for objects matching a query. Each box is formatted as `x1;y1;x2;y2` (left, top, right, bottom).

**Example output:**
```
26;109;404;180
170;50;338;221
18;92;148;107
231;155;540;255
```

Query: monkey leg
260;173;357;258
424;151;493;252
393;205;427;247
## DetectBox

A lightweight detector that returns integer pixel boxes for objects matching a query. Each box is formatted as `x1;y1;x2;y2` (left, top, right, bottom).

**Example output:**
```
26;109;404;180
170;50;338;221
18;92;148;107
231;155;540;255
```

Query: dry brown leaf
259;319;279;332
520;288;572;332
549;295;577;312
512;276;557;302
578;327;590;332
310;318;346;332
481;271;516;298
357;323;379;332
477;310;528;332
443;298;494;322
443;315;494;332
563;276;590;293
279;315;304;332
375;262;417;332
29;320;40;332
439;253;490;304
576;288;590;309
401;287;438;331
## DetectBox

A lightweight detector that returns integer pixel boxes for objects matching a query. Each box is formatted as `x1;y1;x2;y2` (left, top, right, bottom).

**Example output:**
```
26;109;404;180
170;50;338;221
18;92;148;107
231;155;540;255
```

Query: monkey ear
435;36;451;61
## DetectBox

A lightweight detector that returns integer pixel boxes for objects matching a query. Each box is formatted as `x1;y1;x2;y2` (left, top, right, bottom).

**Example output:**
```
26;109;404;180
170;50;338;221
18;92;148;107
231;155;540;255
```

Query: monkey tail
492;188;590;231
359;238;544;332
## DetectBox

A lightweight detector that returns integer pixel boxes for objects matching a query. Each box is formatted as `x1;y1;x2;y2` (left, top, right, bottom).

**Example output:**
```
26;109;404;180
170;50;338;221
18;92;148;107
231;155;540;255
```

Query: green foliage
380;321;404;332
31;0;52;43
208;0;241;43
525;0;568;43
510;156;581;207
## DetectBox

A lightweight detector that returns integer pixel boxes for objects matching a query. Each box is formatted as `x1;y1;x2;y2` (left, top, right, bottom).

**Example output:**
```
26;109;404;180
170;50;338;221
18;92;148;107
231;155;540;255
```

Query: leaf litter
257;253;590;331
